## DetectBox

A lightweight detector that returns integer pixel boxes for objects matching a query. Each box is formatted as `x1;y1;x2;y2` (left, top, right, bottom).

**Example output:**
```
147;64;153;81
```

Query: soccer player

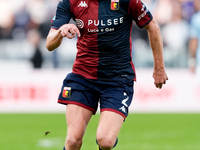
46;0;168;150
188;0;200;83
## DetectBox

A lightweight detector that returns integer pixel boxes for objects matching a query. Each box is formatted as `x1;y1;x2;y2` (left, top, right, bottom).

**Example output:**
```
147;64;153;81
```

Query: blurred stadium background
0;0;200;150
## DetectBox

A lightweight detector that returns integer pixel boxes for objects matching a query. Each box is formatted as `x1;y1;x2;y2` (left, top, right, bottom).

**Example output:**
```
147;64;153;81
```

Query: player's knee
96;136;115;149
65;137;82;148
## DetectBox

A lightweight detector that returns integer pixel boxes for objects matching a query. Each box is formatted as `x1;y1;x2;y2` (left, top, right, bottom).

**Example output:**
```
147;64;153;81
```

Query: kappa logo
122;92;129;107
119;106;126;113
78;1;88;7
141;4;145;11
119;92;129;113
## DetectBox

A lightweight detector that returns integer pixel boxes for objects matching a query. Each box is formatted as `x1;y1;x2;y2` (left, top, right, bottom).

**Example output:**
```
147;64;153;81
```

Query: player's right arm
46;0;81;51
46;24;81;51
46;29;63;51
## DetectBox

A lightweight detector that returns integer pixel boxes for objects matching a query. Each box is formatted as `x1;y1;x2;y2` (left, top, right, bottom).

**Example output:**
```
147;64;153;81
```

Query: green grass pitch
0;113;200;150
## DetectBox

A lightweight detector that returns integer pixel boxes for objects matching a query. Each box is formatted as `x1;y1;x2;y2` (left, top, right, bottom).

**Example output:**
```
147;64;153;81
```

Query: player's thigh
66;104;93;140
96;111;124;141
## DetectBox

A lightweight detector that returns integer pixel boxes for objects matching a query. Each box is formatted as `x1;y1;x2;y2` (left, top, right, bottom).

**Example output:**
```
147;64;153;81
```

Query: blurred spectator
180;0;195;22
161;0;189;67
188;0;200;83
12;4;31;39
142;0;158;11
25;0;60;38
27;29;43;68
0;0;15;39
153;0;172;26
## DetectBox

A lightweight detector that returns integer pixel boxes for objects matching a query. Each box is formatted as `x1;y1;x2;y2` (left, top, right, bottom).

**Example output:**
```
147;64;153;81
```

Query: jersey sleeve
51;0;72;30
128;0;153;28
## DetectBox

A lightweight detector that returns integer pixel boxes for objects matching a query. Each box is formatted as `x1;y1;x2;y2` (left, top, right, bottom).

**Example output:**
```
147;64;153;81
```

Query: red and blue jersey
51;0;153;81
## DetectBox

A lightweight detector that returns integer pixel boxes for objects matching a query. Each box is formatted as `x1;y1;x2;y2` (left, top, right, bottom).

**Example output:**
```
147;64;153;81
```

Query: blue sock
113;137;118;148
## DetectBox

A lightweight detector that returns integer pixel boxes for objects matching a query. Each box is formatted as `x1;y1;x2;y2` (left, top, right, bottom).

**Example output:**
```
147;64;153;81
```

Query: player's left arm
144;18;168;89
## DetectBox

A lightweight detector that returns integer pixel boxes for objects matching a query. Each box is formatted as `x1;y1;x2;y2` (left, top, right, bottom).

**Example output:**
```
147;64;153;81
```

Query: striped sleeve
128;0;153;28
51;0;72;29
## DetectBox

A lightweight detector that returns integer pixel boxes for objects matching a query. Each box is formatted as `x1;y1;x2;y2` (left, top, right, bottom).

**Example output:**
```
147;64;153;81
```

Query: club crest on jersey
62;87;71;98
111;0;119;10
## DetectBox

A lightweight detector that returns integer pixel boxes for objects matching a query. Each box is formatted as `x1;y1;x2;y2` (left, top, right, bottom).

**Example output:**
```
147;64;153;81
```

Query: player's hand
153;68;168;89
59;24;81;39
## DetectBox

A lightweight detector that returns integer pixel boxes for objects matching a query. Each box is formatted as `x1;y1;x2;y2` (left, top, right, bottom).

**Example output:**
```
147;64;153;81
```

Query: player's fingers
155;82;163;89
69;29;76;37
66;32;74;39
69;27;81;38
163;75;169;84
60;24;80;38
73;27;81;37
158;83;162;89
160;83;163;89
158;83;163;89
163;80;166;84
166;76;169;81
61;29;67;37
69;31;76;39
61;29;74;39
65;27;78;39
